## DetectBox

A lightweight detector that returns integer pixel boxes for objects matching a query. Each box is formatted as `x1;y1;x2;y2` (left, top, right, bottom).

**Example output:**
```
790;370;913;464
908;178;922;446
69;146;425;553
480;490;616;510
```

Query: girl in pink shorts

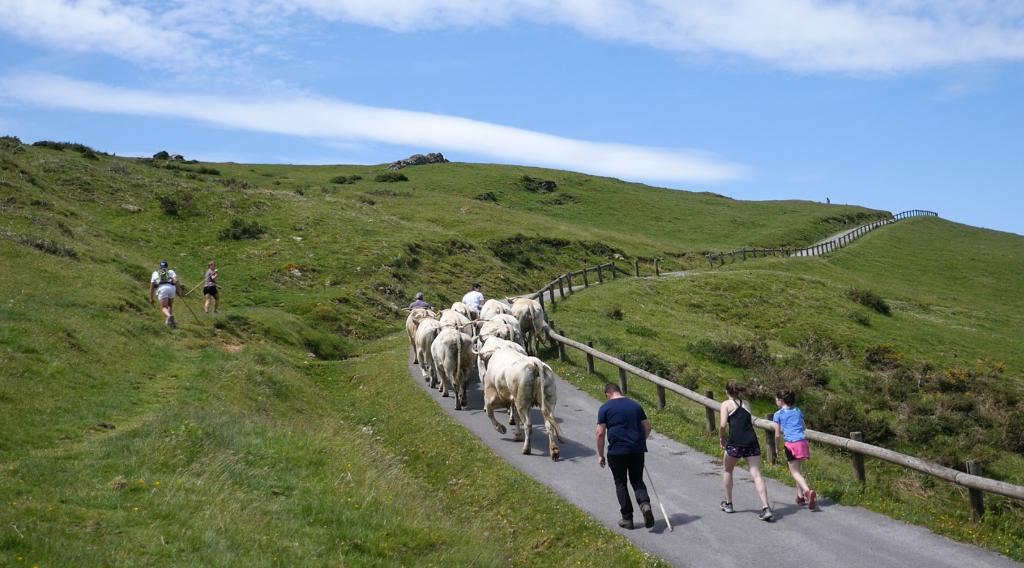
772;390;816;510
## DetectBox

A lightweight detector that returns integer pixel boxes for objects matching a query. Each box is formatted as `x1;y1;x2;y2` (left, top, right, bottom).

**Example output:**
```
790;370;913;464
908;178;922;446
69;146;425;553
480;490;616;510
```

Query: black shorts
725;444;761;459
203;286;219;296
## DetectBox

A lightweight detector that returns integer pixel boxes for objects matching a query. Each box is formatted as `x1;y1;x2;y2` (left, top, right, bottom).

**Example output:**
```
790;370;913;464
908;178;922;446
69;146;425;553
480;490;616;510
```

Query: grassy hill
0;135;994;565
544;216;1024;558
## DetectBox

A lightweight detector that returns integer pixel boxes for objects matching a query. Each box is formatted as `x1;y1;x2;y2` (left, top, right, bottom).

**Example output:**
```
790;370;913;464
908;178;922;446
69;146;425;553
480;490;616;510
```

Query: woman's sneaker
759;507;774;522
806;490;817;510
720;501;734;513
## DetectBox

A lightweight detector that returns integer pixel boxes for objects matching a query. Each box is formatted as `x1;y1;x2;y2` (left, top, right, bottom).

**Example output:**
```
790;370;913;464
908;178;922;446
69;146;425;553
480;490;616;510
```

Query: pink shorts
784;440;811;462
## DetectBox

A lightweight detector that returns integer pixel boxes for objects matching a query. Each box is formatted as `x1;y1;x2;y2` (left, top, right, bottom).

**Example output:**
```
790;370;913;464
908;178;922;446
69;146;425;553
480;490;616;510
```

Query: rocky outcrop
387;152;448;171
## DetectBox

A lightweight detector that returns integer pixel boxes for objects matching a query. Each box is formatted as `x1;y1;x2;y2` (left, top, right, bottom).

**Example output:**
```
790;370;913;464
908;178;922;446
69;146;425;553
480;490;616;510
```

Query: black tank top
727;399;759;448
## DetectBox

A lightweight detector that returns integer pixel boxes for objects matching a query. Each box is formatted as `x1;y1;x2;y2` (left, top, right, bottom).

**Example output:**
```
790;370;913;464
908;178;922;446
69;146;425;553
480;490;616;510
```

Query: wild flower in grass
154;480;160;487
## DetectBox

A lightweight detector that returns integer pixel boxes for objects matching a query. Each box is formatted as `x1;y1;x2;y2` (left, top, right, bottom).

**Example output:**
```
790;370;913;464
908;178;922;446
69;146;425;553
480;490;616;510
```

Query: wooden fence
524;259;663;310
532;256;1023;521
706;210;939;267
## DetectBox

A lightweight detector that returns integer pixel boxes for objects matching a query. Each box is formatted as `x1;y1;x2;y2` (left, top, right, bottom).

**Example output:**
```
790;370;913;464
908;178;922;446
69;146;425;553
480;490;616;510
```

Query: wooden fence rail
706;210;938;268
539;323;1024;515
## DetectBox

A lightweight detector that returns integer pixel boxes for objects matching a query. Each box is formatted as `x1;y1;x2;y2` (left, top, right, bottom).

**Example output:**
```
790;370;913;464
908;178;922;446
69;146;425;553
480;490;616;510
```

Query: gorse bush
219;218;266;240
689;337;771;368
374;172;408;182
331;175;354;184
847;287;891;315
156;189;197;217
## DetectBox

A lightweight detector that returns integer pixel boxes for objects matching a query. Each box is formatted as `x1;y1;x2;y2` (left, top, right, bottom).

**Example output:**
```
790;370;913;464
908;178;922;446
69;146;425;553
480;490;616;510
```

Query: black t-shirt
597;397;648;455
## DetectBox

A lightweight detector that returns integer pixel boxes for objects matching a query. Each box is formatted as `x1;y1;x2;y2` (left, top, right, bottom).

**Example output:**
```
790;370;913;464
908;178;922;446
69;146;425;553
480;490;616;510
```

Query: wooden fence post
851;431;866;483
583;268;590;288
597;264;604;283
610;263;617;279
538;290;545;311
634;260;640;277
742;248;747;261
619;367;628;395
566;273;573;295
764;413;778;465
705;391;717;433
655;259;660;276
586;341;595;374
549;284;556;305
558;276;565;298
967;460;985;521
657;385;666;410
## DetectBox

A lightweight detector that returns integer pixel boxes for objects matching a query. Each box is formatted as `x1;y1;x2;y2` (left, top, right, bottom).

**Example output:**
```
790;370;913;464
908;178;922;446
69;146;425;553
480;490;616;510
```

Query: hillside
0;136;969;565
544;216;1024;558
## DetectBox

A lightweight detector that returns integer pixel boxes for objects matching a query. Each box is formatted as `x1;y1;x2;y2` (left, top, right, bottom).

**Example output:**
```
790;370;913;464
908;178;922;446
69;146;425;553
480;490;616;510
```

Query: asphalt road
407;352;1021;568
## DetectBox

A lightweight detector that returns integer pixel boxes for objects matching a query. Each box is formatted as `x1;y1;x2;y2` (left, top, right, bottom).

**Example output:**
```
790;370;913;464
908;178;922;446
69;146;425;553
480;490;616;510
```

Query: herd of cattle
405;297;564;460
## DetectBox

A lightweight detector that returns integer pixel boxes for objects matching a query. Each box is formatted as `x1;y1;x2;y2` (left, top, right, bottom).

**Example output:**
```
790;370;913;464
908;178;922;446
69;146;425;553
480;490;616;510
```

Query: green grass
542;216;1024;559
0;138;1013;564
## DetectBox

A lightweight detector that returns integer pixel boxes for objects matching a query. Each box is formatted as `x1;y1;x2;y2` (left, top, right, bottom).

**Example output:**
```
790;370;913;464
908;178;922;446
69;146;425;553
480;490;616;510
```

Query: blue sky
1;1;1022;235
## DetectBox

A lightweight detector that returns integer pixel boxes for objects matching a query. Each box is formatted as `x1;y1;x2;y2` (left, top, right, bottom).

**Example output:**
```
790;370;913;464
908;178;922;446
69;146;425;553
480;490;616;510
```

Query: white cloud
3;1;1023;74
0;73;744;183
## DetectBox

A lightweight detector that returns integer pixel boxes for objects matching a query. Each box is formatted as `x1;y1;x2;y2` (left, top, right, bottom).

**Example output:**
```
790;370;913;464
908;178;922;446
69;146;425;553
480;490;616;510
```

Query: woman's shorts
725;444;761;459
203;285;219;296
784;440;811;462
156;284;176;301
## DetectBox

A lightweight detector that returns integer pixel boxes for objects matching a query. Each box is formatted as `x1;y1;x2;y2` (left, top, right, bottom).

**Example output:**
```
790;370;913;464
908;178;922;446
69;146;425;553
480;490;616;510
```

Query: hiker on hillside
719;380;773;521
203;260;220;314
773;389;816;510
462;283;484;317
149;260;181;328
597;382;656;530
408;292;433;310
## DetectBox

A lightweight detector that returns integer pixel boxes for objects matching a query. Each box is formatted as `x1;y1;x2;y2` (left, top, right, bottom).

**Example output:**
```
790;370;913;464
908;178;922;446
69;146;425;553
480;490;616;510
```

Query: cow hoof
551;450;560;461
497;425;507;435
441;391;449;397
521;447;530;455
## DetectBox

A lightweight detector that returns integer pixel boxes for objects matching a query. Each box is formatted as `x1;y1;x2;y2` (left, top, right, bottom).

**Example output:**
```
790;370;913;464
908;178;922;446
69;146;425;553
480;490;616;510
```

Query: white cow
450;301;476;321
483;349;563;460
479;298;512;321
405;308;435;364
439;308;471;329
430;327;475;409
474;336;527;380
511;297;548;355
414;318;443;388
477;319;522;349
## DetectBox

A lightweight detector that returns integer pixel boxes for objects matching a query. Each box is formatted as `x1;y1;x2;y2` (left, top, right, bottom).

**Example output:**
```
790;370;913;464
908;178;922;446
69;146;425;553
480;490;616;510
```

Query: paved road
408;354;1020;568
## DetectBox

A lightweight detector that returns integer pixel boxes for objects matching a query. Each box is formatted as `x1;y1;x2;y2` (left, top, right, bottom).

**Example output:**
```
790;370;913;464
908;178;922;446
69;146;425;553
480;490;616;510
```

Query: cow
511;297;548;355
479;298;512;321
450;301;476;321
477;319;522;349
473;335;527;380
414;318;443;388
405;308;435;364
439;308;471;329
483;349;563;460
430;327;475;409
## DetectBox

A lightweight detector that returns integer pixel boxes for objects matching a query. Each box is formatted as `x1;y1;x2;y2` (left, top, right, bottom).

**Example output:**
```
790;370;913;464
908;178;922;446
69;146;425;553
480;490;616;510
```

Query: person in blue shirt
596;382;655;530
772;389;816;510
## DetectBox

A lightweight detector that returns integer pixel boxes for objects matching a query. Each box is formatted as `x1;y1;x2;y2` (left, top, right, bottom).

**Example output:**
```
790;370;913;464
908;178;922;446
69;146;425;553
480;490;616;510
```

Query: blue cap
159;260;168;268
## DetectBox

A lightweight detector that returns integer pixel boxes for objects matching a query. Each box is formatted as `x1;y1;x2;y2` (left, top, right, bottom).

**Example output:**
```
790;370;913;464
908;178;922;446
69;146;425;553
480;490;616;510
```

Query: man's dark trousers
608;453;650;517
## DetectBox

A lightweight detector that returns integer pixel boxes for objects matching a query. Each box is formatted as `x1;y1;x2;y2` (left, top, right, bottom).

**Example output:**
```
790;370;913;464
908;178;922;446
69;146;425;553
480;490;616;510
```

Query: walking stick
177;292;202;325
644;465;673;532
183;281;204;297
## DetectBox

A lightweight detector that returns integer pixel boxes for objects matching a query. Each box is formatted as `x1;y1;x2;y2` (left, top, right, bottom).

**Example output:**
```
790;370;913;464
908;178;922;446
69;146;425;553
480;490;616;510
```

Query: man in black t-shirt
597;383;654;529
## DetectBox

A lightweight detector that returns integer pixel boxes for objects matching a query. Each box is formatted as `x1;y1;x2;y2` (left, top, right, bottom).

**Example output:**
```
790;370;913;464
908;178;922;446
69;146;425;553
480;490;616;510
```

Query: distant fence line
706;210;939;268
524;259;663;310
531;254;1022;522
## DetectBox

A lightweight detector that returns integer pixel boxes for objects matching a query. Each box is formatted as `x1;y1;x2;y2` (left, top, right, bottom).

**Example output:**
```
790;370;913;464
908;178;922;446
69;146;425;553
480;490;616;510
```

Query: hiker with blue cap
149;260;182;328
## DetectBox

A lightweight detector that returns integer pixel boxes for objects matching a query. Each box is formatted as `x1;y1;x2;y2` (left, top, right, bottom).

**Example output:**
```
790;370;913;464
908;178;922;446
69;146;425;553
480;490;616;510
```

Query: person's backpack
157;268;174;285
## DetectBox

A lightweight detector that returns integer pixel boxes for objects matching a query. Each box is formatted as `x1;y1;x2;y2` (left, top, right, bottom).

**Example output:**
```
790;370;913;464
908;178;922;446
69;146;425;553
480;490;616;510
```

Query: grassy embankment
0;138;877;565
544;216;1024;559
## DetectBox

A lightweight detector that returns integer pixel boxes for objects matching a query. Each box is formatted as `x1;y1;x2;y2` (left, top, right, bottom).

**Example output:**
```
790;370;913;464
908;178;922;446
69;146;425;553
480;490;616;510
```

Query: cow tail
536;361;561;438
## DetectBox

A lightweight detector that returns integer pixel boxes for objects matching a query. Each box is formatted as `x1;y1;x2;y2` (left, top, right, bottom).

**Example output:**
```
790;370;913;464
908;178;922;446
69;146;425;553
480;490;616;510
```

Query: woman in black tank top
718;380;773;521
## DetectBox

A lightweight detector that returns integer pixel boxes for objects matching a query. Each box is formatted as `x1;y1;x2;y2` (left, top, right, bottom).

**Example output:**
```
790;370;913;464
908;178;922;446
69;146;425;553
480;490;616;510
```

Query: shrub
848;311;871;326
864;344;901;370
331;175;354;184
625;324;658;338
475;192;498;202
196;166;221;176
1004;411;1024;454
847;287;891;315
81;149;99;160
519;175;557;193
374;172;408;182
349;175;363;181
689;337;770;368
3;233;78;259
219;218;266;240
33;140;96;153
810;396;893;442
0;135;23;149
156;189;196;217
218;178;252;190
153;150;170;159
606;306;624;320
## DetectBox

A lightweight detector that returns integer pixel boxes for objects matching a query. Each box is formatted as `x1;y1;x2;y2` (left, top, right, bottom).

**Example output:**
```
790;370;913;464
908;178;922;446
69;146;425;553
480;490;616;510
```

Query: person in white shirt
149;260;182;328
462;283;484;316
